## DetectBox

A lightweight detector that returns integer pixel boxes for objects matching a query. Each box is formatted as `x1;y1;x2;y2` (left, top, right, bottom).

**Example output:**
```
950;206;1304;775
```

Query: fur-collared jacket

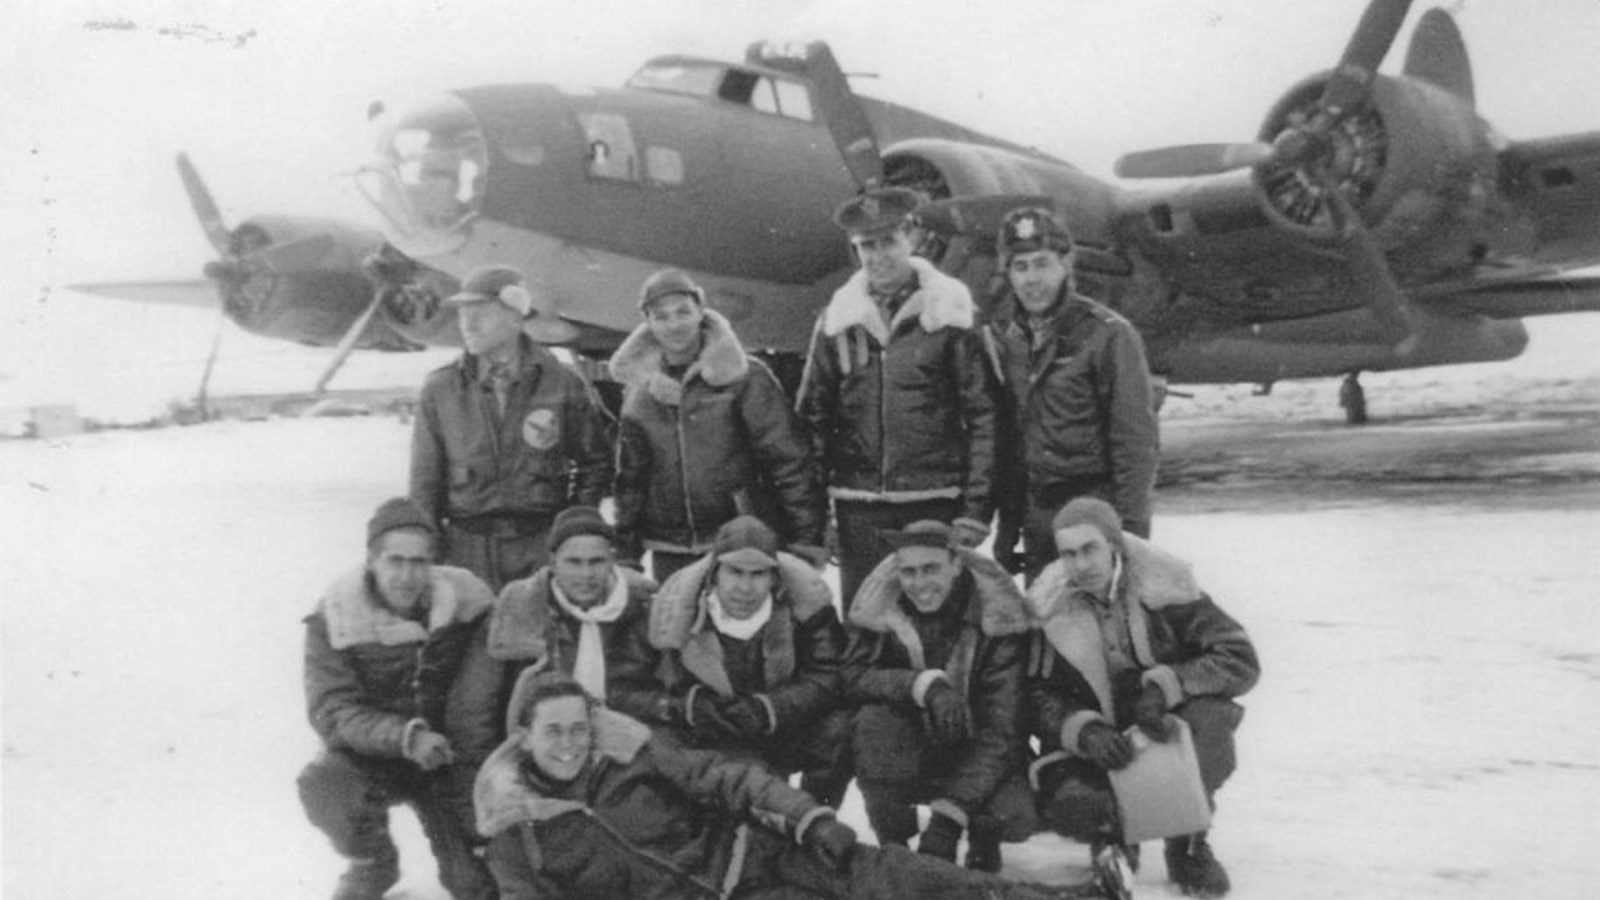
648;552;844;733
303;564;501;763
987;289;1158;532
482;565;670;726
797;257;998;526
411;335;614;525
609;309;824;559
845;549;1029;813
474;709;831;900
1024;535;1259;757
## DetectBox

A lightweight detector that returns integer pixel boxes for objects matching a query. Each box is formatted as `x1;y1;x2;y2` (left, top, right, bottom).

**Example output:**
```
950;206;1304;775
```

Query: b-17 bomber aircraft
77;0;1600;421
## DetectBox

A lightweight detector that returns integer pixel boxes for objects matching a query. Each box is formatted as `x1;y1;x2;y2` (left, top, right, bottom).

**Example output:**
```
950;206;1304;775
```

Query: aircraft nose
356;93;488;254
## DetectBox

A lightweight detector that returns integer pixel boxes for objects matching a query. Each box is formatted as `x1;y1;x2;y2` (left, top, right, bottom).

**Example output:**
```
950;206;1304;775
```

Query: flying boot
1165;832;1229;898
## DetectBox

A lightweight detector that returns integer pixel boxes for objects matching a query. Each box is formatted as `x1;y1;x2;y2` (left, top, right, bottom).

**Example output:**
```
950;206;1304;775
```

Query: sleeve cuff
794;807;835;844
684;685;705;728
754;693;778;735
911;669;948;708
401;717;428;757
1060;710;1107;756
928;799;969;829
1142;665;1185;708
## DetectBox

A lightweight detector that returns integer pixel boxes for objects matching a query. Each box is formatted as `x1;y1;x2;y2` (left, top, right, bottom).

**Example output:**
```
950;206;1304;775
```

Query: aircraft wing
67;280;217;310
1413;269;1600;318
1500;130;1600;263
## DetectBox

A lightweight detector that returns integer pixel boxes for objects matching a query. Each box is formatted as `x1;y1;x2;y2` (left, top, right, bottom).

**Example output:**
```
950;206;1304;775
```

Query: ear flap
498;284;533;317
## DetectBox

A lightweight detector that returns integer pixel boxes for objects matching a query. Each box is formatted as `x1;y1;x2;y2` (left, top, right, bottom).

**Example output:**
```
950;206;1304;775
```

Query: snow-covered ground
4;406;1598;900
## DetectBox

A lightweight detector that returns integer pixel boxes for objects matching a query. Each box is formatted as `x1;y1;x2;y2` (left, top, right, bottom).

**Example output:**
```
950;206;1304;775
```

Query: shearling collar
848;549;1029;638
318;564;493;651
607;307;749;393
821;256;976;343
473;707;653;837
649;552;833;650
1025;534;1199;623
489;566;657;661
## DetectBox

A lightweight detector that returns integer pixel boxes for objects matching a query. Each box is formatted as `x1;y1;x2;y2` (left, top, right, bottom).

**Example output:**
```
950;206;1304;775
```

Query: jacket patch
521;407;561;450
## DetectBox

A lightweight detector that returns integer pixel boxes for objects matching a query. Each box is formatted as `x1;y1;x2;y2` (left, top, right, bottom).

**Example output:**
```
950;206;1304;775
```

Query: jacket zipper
673;403;699;545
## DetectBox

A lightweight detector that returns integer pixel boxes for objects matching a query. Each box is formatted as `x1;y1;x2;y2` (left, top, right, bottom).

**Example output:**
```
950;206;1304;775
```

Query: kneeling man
1026;498;1259;898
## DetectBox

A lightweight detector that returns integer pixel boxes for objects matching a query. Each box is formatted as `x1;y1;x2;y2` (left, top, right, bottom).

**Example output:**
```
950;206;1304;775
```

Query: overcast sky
4;0;1598;356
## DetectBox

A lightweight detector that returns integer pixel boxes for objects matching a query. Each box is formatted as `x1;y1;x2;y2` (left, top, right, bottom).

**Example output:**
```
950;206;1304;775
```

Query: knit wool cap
547;506;615;554
1051;497;1125;550
638;268;705;311
367;497;437;547
713;515;780;569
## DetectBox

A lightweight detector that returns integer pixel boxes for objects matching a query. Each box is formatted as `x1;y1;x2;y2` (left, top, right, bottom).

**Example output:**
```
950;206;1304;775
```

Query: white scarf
705;590;773;641
550;571;629;701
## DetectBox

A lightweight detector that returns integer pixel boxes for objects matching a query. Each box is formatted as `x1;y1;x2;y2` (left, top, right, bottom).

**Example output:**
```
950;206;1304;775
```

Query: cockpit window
628;60;813;122
626;63;724;98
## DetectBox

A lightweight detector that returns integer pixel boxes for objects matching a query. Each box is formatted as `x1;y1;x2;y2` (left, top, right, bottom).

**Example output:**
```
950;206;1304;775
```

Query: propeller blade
313;289;386;394
247;232;336;275
1319;0;1414;114
175;153;233;255
1321;180;1413;351
1113;143;1277;179
1401;7;1473;106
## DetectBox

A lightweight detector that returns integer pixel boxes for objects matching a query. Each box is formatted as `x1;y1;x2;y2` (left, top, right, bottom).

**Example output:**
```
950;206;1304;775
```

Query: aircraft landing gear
1339;372;1368;425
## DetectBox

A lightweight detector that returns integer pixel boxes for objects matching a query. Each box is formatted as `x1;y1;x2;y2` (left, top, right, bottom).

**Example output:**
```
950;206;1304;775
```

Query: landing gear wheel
1339;372;1368;426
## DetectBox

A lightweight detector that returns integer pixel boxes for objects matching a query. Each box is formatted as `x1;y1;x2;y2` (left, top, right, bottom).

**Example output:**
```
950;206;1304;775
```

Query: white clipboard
1106;717;1213;843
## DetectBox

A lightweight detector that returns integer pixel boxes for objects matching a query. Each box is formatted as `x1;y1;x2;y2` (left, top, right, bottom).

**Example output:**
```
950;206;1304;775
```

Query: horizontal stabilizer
66;280;217;309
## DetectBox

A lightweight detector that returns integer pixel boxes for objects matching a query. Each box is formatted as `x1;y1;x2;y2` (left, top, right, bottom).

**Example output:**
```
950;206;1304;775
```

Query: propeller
177;153;337;284
1113;0;1414;180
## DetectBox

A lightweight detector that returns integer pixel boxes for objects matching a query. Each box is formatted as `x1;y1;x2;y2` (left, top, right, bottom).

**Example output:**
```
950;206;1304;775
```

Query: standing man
647;516;852;807
483;506;668;727
411;264;614;591
298;498;501;900
797;187;998;609
1025;498;1259;898
610;267;826;581
987;207;1158;579
844;521;1034;873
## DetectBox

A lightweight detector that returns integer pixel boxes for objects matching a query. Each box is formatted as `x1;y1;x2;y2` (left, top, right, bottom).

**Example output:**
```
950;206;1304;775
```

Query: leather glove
405;729;455;772
916;812;963;862
1078;720;1134;771
923;680;972;745
1132;681;1175;743
803;817;858;873
715;694;772;739
790;543;832;570
993;517;1024;575
689;691;743;741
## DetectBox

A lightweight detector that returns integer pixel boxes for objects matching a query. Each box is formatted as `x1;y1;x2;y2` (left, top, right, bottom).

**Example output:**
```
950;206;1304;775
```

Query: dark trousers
853;703;1035;847
298;750;495;900
1033;697;1243;843
442;516;553;592
835;498;961;613
734;834;1063;900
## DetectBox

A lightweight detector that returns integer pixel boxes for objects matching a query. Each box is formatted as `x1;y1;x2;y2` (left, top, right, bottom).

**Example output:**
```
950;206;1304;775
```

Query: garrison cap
832;187;922;237
997;206;1074;263
446;265;533;317
638;268;706;311
713;515;780;570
